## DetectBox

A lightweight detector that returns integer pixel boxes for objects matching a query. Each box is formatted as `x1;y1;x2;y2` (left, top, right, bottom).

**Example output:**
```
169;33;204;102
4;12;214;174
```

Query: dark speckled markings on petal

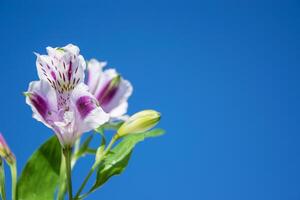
29;93;49;119
68;61;72;82
76;96;97;119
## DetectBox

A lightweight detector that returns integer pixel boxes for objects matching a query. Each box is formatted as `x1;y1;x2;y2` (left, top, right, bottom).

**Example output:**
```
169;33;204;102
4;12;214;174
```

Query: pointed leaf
102;121;124;130
87;129;165;196
95;121;124;133
17;137;61;200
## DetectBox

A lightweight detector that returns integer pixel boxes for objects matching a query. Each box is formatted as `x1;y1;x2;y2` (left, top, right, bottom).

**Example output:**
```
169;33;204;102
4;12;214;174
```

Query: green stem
72;139;81;167
74;136;118;199
0;159;6;200
57;153;66;200
104;136;117;155
63;147;73;200
74;167;95;200
9;163;17;200
57;139;81;200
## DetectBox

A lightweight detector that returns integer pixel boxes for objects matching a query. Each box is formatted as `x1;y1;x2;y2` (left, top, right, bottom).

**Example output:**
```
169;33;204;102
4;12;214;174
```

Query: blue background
0;0;300;199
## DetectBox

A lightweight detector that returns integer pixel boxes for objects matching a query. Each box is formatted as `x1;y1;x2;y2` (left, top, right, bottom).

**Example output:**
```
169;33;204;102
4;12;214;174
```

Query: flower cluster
0;44;163;200
25;44;133;147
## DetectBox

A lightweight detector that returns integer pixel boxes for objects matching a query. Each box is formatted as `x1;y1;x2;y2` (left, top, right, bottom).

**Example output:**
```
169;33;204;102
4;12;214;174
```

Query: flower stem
57;153;66;200
0;159;6;200
105;136;118;155
63;147;73;200
9;163;17;200
57;139;81;200
74;167;95;199
74;135;118;199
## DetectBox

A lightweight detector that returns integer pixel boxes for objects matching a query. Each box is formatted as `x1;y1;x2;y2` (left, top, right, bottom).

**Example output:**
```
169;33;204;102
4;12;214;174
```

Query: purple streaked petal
97;76;120;107
25;80;58;127
85;60;133;118
71;83;109;136
101;79;133;114
76;96;97;119
28;93;49;119
100;87;118;106
36;44;86;96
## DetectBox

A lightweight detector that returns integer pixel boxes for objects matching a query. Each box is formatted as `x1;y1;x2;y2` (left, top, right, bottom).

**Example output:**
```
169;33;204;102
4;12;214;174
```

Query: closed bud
117;110;161;137
0;134;15;165
95;144;105;165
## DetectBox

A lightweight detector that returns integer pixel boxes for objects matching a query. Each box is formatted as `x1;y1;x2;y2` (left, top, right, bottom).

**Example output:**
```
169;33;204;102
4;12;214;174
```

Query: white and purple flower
25;44;109;147
86;59;133;120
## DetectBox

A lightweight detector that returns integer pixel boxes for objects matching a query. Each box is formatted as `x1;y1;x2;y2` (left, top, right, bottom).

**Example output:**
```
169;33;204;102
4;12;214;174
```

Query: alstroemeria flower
0;133;15;165
86;59;133;120
25;44;109;147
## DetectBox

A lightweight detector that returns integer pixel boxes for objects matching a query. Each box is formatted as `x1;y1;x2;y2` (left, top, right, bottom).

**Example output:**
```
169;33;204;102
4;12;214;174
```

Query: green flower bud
117;110;161;137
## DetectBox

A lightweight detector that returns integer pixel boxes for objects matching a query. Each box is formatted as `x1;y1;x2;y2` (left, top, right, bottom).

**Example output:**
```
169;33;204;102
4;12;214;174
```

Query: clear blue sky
0;0;300;199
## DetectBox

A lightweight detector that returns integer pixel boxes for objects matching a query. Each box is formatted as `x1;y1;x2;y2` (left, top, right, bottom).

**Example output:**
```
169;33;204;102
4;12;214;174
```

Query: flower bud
0;134;15;165
117;110;161;137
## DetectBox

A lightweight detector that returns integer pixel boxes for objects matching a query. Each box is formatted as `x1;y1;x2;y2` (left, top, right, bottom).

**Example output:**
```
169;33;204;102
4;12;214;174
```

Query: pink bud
0;133;15;165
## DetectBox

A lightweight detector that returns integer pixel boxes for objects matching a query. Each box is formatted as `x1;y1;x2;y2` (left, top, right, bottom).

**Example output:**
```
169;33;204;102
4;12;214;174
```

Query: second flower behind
86;59;133;120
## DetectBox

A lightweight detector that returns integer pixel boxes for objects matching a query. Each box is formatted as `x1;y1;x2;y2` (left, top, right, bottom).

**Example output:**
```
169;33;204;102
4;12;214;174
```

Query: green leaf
95;121;124;132
86;129;165;197
17;137;62;200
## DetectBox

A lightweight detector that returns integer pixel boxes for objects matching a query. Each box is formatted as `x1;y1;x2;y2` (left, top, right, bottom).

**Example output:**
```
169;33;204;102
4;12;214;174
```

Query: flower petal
101;79;133;115
88;61;133;117
71;83;109;134
86;59;107;94
109;102;129;118
36;44;86;94
53;111;77;146
25;80;58;127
